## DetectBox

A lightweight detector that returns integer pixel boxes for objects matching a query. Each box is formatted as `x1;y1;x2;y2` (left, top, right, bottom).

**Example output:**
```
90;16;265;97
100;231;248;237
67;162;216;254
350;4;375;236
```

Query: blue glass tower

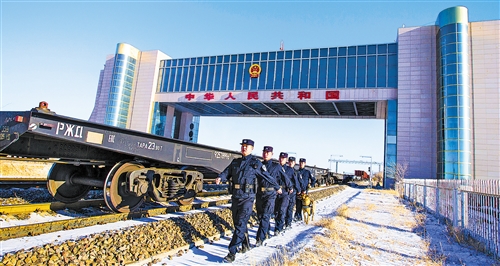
436;6;471;179
385;99;397;180
104;43;138;128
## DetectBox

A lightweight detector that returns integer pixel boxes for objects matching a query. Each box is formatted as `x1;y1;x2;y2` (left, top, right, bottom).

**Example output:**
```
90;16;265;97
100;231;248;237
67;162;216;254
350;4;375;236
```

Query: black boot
239;244;250;253
224;252;236;263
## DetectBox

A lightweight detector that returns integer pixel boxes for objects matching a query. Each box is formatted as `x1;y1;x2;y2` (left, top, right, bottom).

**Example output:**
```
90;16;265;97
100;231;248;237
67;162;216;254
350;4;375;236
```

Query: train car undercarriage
1;103;239;212
45;161;204;212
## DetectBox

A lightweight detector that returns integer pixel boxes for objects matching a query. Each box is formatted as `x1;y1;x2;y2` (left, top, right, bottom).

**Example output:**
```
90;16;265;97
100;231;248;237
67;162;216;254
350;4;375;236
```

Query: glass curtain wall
436;6;471;180
385;100;398;173
157;43;397;92
104;44;138;128
151;102;166;136
150;102;200;142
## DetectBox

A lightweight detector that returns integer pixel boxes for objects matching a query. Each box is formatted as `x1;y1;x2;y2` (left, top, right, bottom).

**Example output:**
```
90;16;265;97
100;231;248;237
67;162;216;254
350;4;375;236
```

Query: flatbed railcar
290;164;329;187
307;166;328;185
0;103;241;212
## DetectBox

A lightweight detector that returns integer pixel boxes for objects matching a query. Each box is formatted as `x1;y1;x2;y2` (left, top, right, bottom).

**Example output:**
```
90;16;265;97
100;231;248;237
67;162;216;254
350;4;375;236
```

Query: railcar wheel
178;189;196;205
47;164;91;203
104;161;145;213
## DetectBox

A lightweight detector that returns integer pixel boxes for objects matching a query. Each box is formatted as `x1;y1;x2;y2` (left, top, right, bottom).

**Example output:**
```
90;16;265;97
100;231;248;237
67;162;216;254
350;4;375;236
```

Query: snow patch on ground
1;187;498;266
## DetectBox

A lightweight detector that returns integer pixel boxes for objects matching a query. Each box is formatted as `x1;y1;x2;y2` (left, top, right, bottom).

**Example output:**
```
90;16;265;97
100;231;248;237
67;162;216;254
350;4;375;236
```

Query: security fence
397;179;499;259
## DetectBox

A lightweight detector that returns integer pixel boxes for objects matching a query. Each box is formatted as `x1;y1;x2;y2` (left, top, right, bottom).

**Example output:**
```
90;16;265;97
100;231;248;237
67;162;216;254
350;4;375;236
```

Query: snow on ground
1;187;498;265
142;187;499;265
0;196;231;255
1;212;76;227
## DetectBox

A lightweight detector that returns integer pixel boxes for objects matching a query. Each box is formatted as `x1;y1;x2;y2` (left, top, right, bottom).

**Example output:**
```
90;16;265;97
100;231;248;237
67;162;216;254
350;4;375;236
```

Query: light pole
329;154;343;173
360;155;373;188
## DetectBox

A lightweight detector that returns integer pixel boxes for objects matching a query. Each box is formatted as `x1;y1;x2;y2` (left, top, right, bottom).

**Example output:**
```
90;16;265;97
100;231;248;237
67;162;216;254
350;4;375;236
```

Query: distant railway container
354;170;369;180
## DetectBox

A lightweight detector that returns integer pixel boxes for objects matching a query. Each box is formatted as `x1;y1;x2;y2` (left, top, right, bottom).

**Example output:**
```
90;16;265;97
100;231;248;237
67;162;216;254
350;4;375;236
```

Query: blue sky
1;0;498;173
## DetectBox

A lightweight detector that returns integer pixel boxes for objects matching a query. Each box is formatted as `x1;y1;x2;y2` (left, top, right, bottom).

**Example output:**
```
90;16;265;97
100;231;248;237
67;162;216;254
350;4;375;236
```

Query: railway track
0;178;46;189
1;186;343;265
0;181;46;189
0;190;228;215
0;190;230;241
0;199;106;215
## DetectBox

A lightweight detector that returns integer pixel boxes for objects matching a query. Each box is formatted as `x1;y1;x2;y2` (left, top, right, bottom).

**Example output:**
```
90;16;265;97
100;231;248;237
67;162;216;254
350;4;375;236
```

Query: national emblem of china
249;64;262;78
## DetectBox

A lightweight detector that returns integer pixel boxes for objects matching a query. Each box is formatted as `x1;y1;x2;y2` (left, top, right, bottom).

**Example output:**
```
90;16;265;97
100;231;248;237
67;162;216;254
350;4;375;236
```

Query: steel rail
0;190;229;215
0;199;105;215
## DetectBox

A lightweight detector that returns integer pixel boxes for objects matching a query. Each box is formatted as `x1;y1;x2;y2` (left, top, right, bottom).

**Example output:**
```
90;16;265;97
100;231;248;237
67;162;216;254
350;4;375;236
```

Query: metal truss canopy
174;101;378;118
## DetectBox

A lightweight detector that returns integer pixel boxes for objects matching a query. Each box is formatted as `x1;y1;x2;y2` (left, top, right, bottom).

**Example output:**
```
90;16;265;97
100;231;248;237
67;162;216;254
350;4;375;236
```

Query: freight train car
0;102;242;212
354;170;370;180
307;166;329;186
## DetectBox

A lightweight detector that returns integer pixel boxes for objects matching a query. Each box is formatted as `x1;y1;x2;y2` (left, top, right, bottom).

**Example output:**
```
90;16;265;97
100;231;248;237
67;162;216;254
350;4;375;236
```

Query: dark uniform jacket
261;160;282;191
262;160;292;192
298;167;316;192
285;165;301;193
219;154;279;198
277;163;293;192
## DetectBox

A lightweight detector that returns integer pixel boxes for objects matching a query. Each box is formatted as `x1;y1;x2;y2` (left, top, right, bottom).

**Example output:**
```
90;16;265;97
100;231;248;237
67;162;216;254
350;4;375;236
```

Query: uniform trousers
256;191;277;241
228;194;255;254
294;194;303;220
274;193;289;232
285;191;296;227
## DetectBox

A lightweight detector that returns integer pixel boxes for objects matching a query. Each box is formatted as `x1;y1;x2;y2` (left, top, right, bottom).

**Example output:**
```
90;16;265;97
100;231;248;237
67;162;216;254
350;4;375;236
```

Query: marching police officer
215;139;281;263
255;146;282;246
274;152;293;235
284;156;301;229
294;158;316;221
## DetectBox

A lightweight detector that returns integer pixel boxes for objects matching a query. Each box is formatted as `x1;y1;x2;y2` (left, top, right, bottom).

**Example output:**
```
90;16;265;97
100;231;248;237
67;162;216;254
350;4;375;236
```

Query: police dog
300;193;316;224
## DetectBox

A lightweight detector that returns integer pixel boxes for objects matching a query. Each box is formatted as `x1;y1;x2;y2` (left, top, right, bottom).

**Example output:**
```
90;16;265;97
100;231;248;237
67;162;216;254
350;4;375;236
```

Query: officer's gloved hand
215;177;221;185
